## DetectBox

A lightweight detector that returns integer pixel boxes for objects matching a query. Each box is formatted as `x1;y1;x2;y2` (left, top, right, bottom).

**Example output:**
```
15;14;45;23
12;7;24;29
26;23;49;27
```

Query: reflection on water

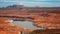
13;20;42;30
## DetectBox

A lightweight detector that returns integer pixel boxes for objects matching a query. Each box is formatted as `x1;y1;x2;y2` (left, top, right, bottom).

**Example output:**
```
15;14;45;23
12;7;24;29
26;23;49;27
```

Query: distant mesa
0;5;60;10
0;5;24;10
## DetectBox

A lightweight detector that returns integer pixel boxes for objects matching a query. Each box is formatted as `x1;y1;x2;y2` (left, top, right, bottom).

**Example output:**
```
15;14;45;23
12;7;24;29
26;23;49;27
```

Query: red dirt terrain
0;6;60;34
0;9;60;29
0;18;32;34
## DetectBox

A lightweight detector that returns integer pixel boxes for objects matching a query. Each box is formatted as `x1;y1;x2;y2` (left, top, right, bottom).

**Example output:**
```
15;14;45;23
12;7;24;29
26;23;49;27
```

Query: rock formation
29;29;60;34
0;6;60;34
0;10;60;29
33;13;60;29
0;17;32;34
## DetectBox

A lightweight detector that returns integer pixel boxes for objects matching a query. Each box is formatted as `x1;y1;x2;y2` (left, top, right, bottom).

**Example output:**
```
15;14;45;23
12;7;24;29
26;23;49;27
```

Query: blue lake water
13;21;43;30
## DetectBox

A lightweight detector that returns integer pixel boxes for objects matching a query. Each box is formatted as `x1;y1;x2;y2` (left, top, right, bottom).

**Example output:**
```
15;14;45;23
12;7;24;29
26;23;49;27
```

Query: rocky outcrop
0;17;32;34
29;29;60;34
33;13;60;29
0;7;60;29
0;10;60;29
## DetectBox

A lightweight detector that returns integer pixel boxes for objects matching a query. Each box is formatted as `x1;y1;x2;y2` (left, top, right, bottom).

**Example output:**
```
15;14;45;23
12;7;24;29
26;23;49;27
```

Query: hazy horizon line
0;4;60;8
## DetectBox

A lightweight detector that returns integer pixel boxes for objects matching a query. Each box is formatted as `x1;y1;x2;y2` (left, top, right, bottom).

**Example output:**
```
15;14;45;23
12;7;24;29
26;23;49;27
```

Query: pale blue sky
0;0;60;2
0;0;60;7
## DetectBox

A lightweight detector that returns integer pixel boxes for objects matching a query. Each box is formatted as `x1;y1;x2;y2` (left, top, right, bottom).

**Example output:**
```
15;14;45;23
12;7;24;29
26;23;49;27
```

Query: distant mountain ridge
0;5;60;10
